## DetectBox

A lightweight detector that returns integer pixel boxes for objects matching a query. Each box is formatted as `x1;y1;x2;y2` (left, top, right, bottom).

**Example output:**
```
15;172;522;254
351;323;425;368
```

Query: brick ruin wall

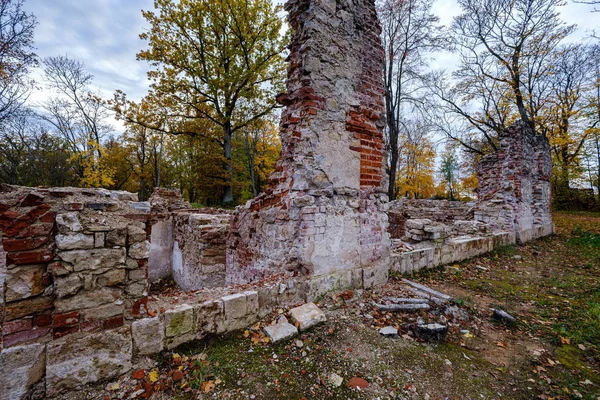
475;121;553;242
388;121;553;274
0;184;380;399
0;185;151;398
227;0;390;285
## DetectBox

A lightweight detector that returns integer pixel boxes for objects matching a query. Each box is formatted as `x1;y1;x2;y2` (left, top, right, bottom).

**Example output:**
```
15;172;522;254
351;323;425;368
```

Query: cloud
20;0;598;133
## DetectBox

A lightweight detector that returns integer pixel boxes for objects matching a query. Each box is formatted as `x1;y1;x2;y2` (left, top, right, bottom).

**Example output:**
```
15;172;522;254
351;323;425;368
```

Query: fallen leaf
148;369;159;383
132;369;145;380
173;370;184;382
560;336;570;345
201;380;215;393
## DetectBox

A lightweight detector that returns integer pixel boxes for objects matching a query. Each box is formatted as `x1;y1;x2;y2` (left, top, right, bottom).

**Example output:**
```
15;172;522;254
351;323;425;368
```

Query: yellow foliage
395;138;436;199
75;139;115;188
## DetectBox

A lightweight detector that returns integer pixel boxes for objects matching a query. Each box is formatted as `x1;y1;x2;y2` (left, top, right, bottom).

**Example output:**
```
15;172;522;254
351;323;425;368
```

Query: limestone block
124;281;147;297
363;264;389;289
289;302;327;331
5;264;47;302
55;212;82;233
127;225;147;244
106;228;126;247
46;328;132;397
54;274;83;298
164;304;194;338
263;321;298;343
307;271;352;302
194;300;224;335
222;293;247;320
132;317;164;355
129;241;150;260
80;304;123;321
221;291;258;331
54;287;120;313
58;248;126;272
0;343;46;400
257;285;278;318
94;232;105;248
97;269;126;287
55;233;94;250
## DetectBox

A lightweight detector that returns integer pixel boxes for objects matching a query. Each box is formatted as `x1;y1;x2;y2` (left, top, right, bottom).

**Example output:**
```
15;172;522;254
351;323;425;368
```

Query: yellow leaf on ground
148;369;159;383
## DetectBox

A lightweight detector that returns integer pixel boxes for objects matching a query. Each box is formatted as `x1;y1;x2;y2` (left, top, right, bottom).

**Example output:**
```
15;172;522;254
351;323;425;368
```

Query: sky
22;0;600;132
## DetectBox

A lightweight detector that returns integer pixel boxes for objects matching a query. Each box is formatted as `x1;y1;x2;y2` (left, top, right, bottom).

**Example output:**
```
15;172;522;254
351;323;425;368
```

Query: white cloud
20;0;599;134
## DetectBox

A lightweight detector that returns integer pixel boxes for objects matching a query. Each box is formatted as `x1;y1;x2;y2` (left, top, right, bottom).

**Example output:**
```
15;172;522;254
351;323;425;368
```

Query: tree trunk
222;122;234;203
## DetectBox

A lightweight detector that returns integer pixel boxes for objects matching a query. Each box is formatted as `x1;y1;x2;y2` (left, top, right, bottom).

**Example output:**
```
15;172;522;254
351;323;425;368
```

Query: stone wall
475;121;553;243
146;188;232;291
388;199;476;238
0;185;151;399
227;0;390;284
388;121;553;274
172;212;230;291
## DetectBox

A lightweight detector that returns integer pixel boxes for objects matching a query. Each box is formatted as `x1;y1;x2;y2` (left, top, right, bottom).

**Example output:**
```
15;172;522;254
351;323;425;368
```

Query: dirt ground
71;211;600;400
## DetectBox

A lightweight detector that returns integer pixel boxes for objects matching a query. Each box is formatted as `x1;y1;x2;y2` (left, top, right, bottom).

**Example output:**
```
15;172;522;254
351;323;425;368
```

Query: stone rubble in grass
289;302;327;331
263;320;298;344
493;308;516;325
379;326;398;337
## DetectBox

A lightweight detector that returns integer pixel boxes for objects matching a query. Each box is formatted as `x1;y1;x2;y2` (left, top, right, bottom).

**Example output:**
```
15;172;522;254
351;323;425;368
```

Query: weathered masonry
226;0;390;285
0;0;553;398
388;121;553;274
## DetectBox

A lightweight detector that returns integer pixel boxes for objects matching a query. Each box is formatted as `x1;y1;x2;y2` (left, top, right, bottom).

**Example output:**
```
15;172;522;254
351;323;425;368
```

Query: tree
543;44;595;193
238;117;280;198
394;119;436;199
135;0;287;203
0;0;37;127
0;110;75;186
431;0;574;153
377;0;443;200
40;55;114;186
438;146;460;200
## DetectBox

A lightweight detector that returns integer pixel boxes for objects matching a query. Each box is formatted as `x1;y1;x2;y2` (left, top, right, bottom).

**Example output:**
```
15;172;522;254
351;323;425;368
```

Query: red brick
53;326;79;339
2;236;49;252
39;211;55;223
53;312;80;327
132;297;148;317
19;193;44;207
64;202;83;211
34;314;53;328
16;223;53;238
80;319;101;332
4;204;51;236
2;318;33;335
6;249;53;265
3;327;51;348
102;315;124;330
0;210;20;229
0;203;10;213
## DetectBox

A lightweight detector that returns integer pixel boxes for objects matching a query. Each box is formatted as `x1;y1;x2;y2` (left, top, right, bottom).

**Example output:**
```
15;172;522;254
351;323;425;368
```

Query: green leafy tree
135;0;287;204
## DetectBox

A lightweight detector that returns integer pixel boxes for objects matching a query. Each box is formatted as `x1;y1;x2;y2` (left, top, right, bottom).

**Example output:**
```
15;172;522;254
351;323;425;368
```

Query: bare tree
544;44;596;190
430;0;574;153
377;0;443;200
0;0;37;126
40;55;113;181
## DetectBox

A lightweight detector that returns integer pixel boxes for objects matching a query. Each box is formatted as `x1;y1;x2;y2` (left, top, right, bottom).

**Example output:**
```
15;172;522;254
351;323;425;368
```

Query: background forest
0;0;599;210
